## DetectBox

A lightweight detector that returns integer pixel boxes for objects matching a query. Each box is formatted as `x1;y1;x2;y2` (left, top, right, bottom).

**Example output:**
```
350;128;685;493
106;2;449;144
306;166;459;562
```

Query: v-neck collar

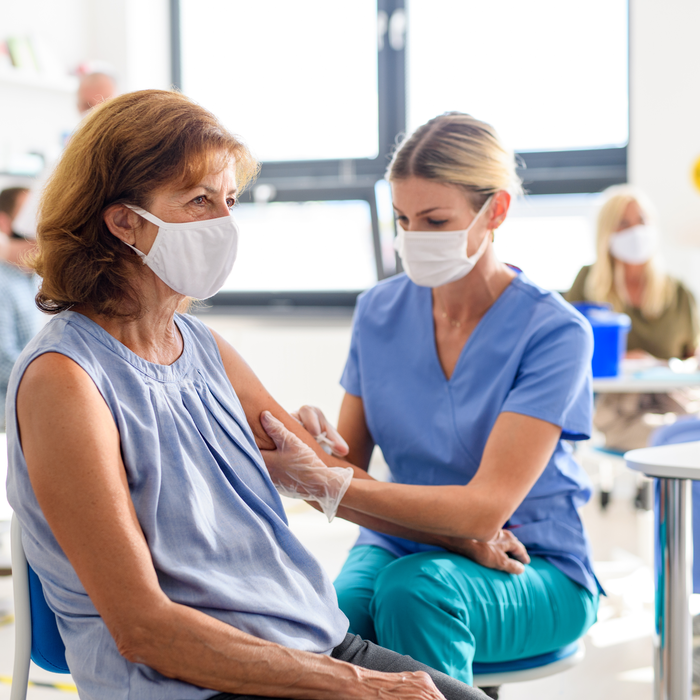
425;273;520;383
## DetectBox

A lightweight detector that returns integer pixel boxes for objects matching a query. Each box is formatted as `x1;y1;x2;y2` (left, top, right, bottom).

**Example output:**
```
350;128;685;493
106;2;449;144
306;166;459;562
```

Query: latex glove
446;529;530;575
291;405;349;457
260;411;353;522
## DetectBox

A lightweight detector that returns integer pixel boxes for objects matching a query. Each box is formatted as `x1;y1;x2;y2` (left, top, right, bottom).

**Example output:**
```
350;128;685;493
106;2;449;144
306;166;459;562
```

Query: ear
103;204;142;245
487;191;511;231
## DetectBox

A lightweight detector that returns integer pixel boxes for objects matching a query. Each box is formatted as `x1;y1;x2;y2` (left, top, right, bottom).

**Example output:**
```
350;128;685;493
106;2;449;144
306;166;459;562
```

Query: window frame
171;0;628;307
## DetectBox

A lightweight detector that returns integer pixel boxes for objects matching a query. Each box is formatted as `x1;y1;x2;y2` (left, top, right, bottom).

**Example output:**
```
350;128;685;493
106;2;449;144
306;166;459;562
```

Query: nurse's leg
333;545;397;643
370;552;598;685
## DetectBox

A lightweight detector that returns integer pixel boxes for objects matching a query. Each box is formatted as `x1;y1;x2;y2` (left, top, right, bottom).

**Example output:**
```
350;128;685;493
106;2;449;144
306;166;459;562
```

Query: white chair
11;514;70;700
472;639;585;698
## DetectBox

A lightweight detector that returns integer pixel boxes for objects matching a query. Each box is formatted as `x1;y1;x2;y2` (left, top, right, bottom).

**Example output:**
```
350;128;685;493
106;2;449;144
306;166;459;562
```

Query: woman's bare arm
339;411;561;542
16;352;448;700
212;329;536;563
262;403;561;544
336;393;375;472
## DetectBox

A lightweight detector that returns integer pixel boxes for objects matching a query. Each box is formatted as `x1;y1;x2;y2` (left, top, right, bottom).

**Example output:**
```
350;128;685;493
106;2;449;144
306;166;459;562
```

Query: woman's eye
227;198;237;210
192;195;206;205
427;219;448;226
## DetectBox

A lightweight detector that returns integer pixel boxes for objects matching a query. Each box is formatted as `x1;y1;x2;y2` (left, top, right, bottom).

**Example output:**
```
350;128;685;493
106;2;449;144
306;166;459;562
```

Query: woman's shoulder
669;277;697;304
563;265;593;302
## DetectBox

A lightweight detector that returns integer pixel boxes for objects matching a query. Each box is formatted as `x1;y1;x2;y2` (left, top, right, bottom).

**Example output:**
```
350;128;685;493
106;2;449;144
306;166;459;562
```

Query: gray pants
208;633;487;699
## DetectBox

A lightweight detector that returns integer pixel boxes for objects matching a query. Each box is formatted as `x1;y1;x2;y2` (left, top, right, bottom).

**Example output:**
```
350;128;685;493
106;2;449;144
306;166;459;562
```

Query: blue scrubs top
341;272;601;595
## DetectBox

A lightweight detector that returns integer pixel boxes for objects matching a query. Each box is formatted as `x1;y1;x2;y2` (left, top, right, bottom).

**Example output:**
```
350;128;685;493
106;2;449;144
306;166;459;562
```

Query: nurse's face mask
393;195;494;288
123;205;239;299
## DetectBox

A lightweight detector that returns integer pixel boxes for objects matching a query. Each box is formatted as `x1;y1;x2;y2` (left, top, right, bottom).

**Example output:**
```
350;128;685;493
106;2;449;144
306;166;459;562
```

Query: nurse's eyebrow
393;205;451;216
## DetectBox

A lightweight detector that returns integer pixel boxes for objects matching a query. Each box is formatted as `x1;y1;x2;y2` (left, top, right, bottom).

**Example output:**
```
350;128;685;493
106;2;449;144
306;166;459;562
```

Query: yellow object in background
692;156;700;193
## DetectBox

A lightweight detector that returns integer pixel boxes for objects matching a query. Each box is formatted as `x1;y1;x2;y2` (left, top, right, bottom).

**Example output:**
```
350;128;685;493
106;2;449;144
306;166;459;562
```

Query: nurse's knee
372;554;462;617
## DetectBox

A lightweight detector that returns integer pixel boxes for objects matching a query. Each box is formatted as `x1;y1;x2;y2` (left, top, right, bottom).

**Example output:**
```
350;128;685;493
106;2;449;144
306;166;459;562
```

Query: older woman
261;113;601;688
6;90;486;700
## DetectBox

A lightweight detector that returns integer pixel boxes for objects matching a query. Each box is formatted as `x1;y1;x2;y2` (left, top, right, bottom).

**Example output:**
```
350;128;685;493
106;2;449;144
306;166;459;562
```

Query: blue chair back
650;416;700;448
27;564;69;672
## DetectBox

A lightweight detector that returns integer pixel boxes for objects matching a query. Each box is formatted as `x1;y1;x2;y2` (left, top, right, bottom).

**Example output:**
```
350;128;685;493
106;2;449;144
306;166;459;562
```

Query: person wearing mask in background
12;63;118;240
0;187;43;428
268;112;601;695
565;185;700;451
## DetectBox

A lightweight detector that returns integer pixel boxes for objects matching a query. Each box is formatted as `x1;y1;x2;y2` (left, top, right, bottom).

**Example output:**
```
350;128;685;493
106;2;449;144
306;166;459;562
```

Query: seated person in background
0;187;36;266
0;187;42;428
565;185;700;451
12;63;118;241
7;89;486;700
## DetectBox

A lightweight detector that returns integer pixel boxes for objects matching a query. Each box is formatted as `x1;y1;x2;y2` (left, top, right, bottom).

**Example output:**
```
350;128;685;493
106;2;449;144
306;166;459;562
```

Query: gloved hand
291;405;349;457
260;411;353;522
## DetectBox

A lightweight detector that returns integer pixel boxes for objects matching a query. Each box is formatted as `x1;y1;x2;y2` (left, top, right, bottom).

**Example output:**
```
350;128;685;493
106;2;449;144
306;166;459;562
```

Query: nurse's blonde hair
386;112;522;210
585;184;674;319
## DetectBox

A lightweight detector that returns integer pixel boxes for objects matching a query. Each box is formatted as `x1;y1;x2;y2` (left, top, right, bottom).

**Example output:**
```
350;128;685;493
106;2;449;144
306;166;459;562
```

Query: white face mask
608;224;657;265
393;196;493;288
123;205;239;299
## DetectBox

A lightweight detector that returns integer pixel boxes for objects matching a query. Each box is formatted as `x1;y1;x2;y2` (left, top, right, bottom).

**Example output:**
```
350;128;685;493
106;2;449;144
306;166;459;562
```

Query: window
179;0;379;163
493;194;600;292
172;0;628;304
222;200;377;293
406;0;628;153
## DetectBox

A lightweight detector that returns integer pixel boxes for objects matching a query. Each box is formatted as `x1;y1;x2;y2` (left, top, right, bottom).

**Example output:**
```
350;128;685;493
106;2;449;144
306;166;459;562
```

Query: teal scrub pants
334;546;599;686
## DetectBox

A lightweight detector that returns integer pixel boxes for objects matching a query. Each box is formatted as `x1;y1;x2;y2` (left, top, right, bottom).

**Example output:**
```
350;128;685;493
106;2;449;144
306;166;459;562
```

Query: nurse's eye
427;218;448;226
226;197;237;210
192;195;207;206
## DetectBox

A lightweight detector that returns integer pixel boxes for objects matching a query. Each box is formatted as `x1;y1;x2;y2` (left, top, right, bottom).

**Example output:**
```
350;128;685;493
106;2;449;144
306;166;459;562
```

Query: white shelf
0;68;77;93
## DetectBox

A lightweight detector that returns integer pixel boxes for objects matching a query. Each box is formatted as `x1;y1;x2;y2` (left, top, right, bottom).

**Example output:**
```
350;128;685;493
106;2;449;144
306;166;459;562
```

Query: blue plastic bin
571;302;631;378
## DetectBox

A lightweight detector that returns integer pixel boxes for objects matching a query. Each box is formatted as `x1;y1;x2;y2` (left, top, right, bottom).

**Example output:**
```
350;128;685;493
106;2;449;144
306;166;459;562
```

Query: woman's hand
260;411;353;522
291;404;349;457
442;529;530;575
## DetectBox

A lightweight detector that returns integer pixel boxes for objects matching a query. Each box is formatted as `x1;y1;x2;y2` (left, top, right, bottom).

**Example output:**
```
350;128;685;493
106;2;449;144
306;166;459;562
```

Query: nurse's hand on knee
455;529;530;575
291;404;349;457
260;411;353;522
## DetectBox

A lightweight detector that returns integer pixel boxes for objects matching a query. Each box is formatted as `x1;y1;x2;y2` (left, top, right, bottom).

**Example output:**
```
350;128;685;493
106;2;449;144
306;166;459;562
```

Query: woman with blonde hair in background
566;185;699;451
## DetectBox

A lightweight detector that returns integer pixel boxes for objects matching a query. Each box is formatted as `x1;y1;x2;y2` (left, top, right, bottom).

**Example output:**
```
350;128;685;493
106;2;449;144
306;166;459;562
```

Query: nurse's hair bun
387;112;522;208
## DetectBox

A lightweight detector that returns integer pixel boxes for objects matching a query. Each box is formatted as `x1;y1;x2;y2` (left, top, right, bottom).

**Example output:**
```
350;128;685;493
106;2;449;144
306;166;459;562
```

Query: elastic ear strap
124;204;163;228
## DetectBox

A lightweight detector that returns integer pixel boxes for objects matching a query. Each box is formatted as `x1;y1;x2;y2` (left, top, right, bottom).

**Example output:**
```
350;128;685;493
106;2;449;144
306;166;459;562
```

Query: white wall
629;0;700;299
0;0;171;177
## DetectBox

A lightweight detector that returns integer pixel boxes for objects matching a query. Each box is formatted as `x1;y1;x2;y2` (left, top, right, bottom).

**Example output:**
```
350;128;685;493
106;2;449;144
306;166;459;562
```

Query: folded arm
210;330;528;564
260;389;560;545
16;352;446;700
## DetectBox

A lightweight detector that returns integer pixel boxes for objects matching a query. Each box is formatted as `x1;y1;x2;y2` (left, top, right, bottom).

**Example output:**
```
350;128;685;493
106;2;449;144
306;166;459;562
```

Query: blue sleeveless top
6;310;348;700
341;272;601;596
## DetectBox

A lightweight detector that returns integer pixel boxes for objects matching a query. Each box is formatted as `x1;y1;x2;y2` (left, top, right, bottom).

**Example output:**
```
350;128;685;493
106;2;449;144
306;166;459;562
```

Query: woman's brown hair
33;89;259;317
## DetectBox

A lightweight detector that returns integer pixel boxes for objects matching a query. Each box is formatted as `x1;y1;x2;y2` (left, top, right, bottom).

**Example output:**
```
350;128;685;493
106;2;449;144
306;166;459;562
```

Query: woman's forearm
340;481;502;542
119;598;440;699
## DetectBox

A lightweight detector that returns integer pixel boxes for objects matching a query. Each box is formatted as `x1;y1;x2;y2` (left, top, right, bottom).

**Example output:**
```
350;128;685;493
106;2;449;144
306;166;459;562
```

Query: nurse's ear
487;191;511;231
103;204;143;246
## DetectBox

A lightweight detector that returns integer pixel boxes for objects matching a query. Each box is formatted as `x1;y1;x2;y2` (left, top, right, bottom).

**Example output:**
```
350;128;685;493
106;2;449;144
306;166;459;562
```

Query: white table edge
625;441;700;480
